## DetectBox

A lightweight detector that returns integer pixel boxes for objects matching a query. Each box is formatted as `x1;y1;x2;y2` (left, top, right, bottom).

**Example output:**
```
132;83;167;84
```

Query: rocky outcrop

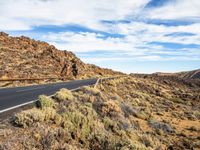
0;32;122;85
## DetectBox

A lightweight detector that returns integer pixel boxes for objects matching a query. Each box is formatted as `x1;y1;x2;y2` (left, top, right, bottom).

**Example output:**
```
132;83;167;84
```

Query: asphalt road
0;78;97;113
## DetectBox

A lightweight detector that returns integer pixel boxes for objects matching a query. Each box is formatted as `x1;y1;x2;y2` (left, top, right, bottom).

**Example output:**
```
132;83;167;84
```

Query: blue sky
0;0;200;73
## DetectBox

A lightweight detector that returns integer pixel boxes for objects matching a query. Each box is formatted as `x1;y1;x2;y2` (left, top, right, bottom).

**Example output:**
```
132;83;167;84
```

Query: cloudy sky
0;0;200;73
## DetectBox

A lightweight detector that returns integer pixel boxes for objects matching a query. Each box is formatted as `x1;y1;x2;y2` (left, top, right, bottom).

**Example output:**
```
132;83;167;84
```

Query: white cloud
145;0;200;20
1;0;200;64
116;22;200;45
0;0;150;31
42;29;200;62
42;32;133;52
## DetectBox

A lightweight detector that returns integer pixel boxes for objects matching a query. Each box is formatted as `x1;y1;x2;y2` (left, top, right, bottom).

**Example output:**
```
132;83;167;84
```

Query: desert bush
80;86;101;96
121;104;138;118
62;109;93;143
38;127;72;149
170;97;184;104
75;92;95;103
14;108;56;127
135;111;149;120
54;88;74;102
193;110;200;120
105;80;117;92
101;100;121;117
149;120;173;133
37;95;55;109
140;134;160;148
14;108;45;127
79;105;97;119
103;117;118;131
121;104;150;120
54;114;62;125
43;107;56;121
106;80;117;87
103;136;149;150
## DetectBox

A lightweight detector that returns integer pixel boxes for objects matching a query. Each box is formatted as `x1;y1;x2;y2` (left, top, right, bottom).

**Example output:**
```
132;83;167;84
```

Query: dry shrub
149;120;173;133
60;104;107;145
14;108;45;127
37;95;55;109
75;93;95;103
102;135;149;150
121;104;138;118
43;108;56;121
134;111;150;120
103;117;118;131
54;114;62;125
14;108;56;127
80;86;101;95
140;134;161;148
62;109;93;143
106;80;117;92
193;110;200;120
101;100;121;117
54;88;74;102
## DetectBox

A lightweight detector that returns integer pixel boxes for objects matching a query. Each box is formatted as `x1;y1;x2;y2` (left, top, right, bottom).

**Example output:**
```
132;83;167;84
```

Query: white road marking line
0;100;38;114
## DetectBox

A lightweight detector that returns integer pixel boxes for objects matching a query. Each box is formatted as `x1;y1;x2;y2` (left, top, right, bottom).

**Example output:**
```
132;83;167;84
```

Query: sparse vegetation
0;76;200;149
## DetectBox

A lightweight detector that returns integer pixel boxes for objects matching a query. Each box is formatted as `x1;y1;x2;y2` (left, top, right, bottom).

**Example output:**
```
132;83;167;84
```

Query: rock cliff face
0;32;121;84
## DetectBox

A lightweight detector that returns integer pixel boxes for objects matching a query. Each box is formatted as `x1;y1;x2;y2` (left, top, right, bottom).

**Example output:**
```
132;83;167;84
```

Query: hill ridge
0;32;122;87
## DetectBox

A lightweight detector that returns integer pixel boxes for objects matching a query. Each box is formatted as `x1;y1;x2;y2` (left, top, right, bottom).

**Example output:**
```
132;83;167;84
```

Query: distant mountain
176;69;200;79
152;69;200;79
0;32;122;86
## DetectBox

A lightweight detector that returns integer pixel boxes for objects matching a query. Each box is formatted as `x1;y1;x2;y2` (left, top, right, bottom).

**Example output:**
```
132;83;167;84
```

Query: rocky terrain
177;69;200;79
0;75;199;149
0;32;122;87
153;69;200;80
0;31;199;149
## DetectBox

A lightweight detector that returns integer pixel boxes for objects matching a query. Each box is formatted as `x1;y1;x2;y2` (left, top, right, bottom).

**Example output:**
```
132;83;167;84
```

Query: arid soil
0;75;199;150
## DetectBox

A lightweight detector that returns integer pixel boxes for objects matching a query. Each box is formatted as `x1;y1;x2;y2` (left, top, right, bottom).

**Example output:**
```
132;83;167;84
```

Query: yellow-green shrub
54;114;62;125
14;108;56;128
37;95;55;109
14;108;45;127
54;88;74;102
101;100;121;116
80;86;101;95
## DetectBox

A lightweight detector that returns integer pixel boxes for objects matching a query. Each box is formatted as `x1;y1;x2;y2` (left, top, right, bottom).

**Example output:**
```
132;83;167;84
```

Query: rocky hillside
0;76;199;149
177;69;200;79
0;32;122;87
152;69;200;79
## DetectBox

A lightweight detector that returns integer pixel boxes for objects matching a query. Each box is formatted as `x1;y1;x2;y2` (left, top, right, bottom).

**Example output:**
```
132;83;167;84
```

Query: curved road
0;78;97;113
